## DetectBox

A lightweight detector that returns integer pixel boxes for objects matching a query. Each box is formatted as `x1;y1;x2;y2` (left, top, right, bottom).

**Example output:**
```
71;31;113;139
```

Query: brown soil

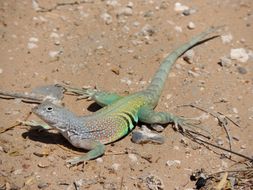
0;0;252;189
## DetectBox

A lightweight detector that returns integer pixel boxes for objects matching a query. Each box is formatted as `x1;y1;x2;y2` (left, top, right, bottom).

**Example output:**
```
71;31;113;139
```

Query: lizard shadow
22;128;88;152
86;102;102;112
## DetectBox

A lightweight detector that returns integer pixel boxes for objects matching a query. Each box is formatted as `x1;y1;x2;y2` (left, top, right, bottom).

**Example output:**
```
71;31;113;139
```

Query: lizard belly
81;115;135;144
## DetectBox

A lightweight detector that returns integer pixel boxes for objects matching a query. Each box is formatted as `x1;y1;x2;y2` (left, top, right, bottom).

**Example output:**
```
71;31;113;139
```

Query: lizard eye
46;106;53;112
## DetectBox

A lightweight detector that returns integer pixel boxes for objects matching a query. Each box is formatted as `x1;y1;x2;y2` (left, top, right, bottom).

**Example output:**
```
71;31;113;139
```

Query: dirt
0;0;252;189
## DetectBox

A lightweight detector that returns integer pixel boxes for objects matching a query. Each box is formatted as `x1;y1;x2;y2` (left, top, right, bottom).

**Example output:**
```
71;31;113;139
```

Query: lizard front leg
60;85;123;107
66;138;105;165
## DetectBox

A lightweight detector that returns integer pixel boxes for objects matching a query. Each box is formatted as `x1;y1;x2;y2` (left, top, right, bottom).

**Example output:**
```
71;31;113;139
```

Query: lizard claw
66;156;86;166
76;88;98;100
172;116;210;136
60;84;98;100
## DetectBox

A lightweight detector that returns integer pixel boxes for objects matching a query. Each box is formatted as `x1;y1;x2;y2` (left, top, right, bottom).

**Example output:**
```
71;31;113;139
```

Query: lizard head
32;101;78;132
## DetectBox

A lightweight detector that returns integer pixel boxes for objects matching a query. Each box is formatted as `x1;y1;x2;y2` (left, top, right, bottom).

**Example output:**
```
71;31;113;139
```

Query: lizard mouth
31;105;38;113
31;105;42;117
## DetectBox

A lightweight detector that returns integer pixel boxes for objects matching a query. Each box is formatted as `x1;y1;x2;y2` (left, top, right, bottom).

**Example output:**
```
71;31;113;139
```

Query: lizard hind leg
138;106;210;136
66;141;105;166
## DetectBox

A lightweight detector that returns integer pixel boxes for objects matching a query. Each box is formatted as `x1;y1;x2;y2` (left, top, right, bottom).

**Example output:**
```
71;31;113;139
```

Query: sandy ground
0;0;252;189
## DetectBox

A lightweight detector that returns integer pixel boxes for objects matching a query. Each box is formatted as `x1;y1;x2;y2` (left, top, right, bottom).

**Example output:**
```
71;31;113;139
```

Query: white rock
111;163;120;171
50;32;60;38
133;21;140;27
232;107;238;114
96;157;103;163
117;7;133;17
166;160;181;166
230;48;249;63
174;26;182;33
128;153;138;162
187;22;195;29
106;0;119;6
13;169;23;175
139;24;155;36
120;77;132;85
188;70;199;77
184;49;195;60
29;37;39;42
174;2;189;12
101;13;112;24
219;56;232;67
32;0;40;11
0;68;3;74
221;33;233;44
49;51;61;58
27;42;38;49
166;94;172;100
127;2;134;8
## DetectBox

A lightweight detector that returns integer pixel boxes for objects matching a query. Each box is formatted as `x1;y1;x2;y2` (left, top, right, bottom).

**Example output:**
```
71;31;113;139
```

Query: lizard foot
66;143;105;166
66;156;86;166
59;84;97;100
172;116;210;137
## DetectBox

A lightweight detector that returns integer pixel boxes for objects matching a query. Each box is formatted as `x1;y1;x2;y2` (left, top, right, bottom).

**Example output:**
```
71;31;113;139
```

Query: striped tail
145;27;220;104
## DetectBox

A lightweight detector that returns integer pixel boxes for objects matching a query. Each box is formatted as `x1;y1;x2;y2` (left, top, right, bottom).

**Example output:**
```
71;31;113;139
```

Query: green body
33;27;219;165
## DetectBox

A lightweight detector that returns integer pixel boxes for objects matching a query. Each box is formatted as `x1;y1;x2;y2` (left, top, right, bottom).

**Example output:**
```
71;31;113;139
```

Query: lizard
32;27;220;165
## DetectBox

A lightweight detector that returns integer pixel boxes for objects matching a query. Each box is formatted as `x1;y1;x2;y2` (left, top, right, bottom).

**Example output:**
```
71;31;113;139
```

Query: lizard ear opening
46;106;53;112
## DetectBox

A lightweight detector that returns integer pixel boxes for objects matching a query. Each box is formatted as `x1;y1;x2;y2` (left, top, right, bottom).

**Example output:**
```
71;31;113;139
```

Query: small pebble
237;66;247;74
49;50;62;58
111;163;120;171
232;107;238;114
101;13;112;24
132;125;165;144
117;7;133;17
174;2;189;12
106;0;118;6
13;169;23;175
218;56;232;67
241;145;246;149
29;37;39;42
166;94;172;100
27;42;38;49
166;160;181;167
221;33;233;44
0;68;3;74
32;0;40;11
146;174;164;190
182;9;196;16
38;182;49;189
187;22;195;29
139;24;155;36
188;70;199;77
128;153;138;162
50;32;60;38
133;21;140;27
215;138;224;146
230;48;249;63
96;157;103;163
174;26;182;33
127;2;134;8
183;49;195;63
120;77;132;85
74;179;83;188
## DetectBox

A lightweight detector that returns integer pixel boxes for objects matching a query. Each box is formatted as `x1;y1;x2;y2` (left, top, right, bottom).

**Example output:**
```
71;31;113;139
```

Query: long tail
145;27;221;104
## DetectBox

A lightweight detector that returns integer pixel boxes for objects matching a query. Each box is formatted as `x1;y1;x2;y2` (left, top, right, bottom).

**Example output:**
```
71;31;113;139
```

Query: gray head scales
32;101;79;132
